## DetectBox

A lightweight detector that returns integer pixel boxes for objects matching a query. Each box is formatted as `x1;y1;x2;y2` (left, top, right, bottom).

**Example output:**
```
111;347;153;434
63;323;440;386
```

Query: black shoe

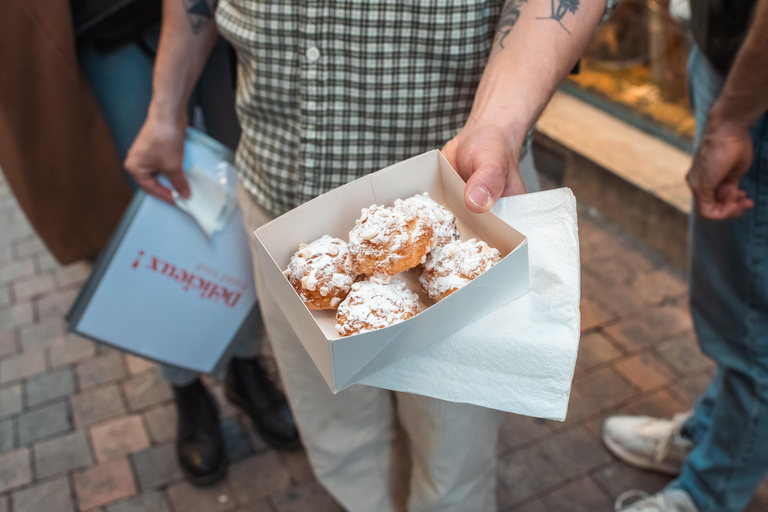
224;356;301;450
173;379;228;486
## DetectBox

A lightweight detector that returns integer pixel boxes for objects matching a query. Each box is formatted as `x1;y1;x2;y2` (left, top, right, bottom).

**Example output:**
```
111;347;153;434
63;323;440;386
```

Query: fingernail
469;186;490;210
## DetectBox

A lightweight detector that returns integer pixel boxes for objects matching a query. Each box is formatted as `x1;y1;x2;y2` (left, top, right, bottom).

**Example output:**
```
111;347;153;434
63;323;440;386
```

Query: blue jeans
78;30;262;386
673;46;768;512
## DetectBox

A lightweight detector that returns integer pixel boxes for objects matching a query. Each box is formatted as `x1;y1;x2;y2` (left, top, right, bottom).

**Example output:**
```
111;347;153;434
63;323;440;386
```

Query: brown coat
0;0;133;264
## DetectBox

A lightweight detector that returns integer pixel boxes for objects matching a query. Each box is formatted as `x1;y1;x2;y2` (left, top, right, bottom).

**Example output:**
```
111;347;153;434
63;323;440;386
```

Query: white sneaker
615;489;699;512
602;412;694;475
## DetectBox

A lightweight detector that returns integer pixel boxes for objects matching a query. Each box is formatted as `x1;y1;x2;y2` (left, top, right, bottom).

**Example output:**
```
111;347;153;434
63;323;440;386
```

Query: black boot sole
224;385;302;451
180;455;229;487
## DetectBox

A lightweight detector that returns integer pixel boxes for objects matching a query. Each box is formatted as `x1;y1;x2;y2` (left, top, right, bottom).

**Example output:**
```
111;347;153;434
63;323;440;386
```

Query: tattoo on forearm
181;0;218;34
537;0;580;34
495;0;528;49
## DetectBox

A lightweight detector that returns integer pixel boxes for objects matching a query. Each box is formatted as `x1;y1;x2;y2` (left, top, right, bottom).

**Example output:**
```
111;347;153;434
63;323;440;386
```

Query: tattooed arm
124;0;220;203
444;0;606;212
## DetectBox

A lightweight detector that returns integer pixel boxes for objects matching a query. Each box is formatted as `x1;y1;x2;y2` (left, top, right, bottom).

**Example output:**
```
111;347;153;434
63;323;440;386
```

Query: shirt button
306;46;321;63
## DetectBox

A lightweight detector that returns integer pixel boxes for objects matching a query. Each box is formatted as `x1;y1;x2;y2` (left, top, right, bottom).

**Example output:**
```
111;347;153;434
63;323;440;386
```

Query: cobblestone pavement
1;168;767;512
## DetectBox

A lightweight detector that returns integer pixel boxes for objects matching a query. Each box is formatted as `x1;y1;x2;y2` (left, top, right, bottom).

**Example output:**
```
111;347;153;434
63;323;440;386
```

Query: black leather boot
172;379;228;486
224;356;300;450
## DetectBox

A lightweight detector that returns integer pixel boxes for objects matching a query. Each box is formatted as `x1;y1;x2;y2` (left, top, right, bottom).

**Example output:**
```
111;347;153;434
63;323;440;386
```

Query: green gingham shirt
216;0;618;216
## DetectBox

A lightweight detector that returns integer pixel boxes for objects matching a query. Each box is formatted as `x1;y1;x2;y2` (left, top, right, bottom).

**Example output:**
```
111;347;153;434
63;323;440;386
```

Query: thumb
165;168;192;200
464;164;506;213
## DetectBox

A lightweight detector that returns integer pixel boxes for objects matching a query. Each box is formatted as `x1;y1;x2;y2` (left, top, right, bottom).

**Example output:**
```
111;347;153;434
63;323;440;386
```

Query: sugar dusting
394;193;460;248
335;277;420;336
420;239;501;301
283;235;356;307
348;204;433;275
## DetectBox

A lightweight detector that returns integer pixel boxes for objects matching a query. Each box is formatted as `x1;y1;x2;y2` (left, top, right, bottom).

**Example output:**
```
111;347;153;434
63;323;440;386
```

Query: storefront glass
568;0;695;143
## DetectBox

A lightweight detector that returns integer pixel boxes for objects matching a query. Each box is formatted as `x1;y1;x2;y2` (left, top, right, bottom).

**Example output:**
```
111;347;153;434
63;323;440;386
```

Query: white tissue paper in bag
174;165;237;238
359;188;581;421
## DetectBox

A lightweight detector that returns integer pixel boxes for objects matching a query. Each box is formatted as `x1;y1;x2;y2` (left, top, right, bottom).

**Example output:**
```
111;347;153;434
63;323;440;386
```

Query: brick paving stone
71;385;126;428
562;386;602;425
56;262;91;289
13;237;46;259
12;475;74;512
270;481;342;512
229;451;291;505
0;418;15;453
497;443;564;508
0;347;46;384
580;298;611;332
0;331;16;359
166;481;236;512
233;503;272;512
33;431;93;478
0;260;35;285
583;257;636;288
603;318;658;352
49;335;96;367
36;287;80;321
91;415;150;462
222;416;253;461
0;303;33;332
124;354;156;374
0;447;31;493
144;404;176;443
77;352;127;390
19;317;66;349
0;286;10;308
36;253;60;273
13;273;55;301
627;390;687;418
575;367;636;410
631;268;687;305
593;461;672;501
541;476;613;512
580;268;602;296
614;352;676;391
669;372;714;408
590;285;647;319
0;383;22;419
131;443;183;490
538;426;612;479
122;372;173;412
655;336;714;376
507;500;548;512
575;332;623;374
645;305;695;340
280;450;314;484
498;413;556;454
18;400;72;445
107;492;170;512
74;458;137;511
25;367;76;408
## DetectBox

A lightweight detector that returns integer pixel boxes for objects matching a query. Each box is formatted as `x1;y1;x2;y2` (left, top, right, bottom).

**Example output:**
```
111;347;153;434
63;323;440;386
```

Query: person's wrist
706;100;753;138
464;111;528;153
147;99;188;133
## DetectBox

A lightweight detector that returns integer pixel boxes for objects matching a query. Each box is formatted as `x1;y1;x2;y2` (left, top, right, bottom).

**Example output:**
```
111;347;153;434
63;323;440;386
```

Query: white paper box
255;150;530;392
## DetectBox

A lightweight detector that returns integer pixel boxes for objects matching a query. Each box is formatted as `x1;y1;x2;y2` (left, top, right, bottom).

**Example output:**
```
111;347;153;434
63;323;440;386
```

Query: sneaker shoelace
637;412;691;463
615;490;664;511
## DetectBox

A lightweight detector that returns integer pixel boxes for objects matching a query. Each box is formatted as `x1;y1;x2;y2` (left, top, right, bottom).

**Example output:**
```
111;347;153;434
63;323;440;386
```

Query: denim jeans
673;45;768;512
78;30;263;386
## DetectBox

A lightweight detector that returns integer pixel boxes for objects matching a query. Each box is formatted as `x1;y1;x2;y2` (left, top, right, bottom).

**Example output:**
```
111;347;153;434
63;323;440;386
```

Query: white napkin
359;188;581;421
174;165;237;238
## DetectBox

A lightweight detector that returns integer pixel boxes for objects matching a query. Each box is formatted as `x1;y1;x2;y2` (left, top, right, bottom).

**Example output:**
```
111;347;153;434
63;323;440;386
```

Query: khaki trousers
237;153;539;512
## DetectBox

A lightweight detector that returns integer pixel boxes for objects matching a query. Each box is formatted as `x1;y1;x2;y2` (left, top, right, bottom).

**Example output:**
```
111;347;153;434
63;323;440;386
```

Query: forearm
708;0;768;131
469;0;605;144
149;0;220;124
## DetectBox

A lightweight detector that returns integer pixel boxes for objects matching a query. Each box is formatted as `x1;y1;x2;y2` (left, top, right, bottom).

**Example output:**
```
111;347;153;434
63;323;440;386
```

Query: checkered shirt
216;0;619;215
